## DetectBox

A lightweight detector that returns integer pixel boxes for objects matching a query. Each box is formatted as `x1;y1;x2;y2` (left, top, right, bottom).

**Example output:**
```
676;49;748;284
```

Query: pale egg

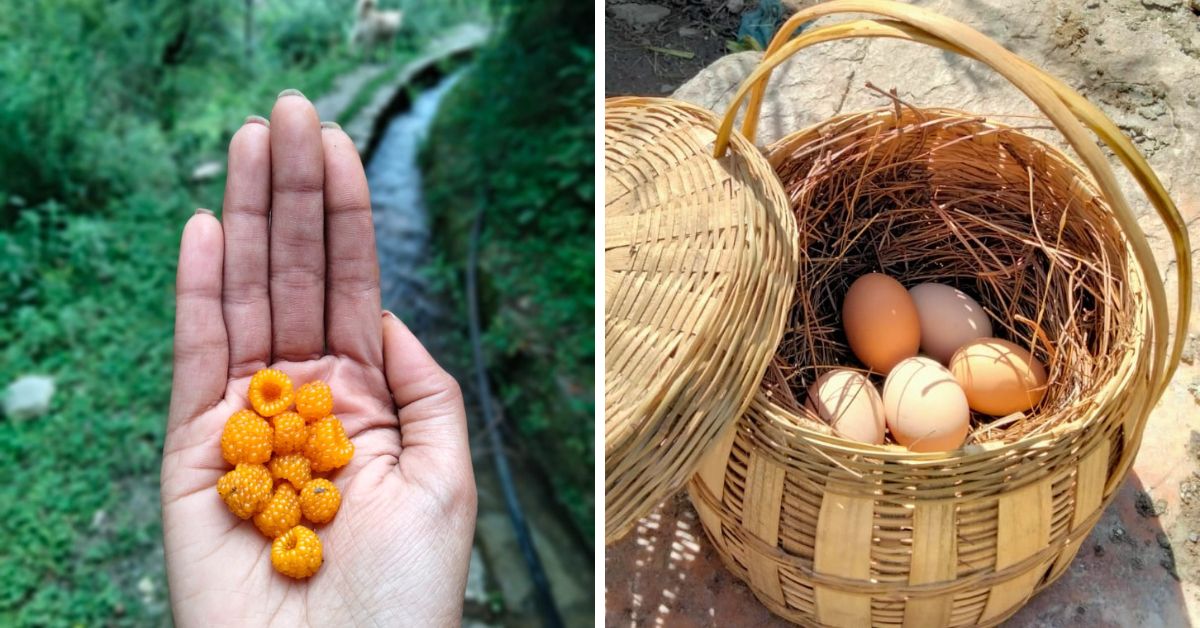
909;283;993;364
842;273;921;373
949;338;1048;416
883;357;971;452
804;370;886;444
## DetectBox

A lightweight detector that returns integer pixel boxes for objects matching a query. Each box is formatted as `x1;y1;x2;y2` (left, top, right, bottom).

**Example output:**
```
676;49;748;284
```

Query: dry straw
687;2;1192;627
604;98;798;543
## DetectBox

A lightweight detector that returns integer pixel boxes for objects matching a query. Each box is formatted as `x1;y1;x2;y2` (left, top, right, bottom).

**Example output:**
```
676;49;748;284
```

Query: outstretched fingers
269;90;326;361
221;118;272;377
322;123;383;368
169;212;229;430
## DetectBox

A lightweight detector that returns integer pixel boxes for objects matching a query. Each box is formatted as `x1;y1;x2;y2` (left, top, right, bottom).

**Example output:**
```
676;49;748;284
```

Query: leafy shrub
261;0;354;67
422;0;594;540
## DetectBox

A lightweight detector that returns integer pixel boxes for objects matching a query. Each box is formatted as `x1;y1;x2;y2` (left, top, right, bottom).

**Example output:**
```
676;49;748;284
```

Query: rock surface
608;0;1200;625
608;3;672;29
4;375;55;420
188;160;224;182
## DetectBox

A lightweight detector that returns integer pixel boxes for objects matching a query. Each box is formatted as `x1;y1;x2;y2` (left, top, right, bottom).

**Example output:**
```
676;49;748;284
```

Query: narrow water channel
367;73;461;336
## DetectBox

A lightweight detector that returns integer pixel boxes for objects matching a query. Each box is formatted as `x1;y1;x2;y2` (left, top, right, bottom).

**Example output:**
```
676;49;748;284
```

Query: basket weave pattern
605;98;798;542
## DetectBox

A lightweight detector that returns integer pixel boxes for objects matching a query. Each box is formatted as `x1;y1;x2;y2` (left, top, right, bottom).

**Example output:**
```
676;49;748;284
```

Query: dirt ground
605;0;743;96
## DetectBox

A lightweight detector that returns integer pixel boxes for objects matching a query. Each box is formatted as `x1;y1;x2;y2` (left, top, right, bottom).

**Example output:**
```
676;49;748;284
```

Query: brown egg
883;357;971;452
804;370;885;444
949;338;1048;416
842;273;921;373
908;283;993;364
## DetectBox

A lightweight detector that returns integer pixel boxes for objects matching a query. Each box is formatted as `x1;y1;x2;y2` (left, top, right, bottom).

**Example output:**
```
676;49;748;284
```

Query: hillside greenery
422;0;595;540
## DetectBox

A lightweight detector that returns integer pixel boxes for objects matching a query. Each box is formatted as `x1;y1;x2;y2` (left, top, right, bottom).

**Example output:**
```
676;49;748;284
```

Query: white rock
464;547;488;604
137;575;156;605
609;3;671;28
189;160;224;182
4;375;55;420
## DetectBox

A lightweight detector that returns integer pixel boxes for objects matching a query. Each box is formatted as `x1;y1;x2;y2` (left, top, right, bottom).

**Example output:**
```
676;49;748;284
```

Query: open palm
161;91;476;626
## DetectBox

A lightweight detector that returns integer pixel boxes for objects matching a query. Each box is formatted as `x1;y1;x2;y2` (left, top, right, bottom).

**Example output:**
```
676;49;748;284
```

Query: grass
0;192;183;624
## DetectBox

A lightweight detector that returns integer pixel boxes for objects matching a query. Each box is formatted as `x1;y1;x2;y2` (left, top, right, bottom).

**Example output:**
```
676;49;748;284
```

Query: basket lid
604;97;797;543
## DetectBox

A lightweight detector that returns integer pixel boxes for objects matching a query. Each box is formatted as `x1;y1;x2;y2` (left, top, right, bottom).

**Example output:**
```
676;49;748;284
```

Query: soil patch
605;0;742;96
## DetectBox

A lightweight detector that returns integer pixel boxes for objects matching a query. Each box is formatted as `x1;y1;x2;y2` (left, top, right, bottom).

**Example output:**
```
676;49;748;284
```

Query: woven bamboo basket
604;98;798;542
685;2;1193;627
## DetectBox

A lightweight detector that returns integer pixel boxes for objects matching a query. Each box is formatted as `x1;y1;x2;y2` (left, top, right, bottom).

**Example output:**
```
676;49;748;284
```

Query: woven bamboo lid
604;97;798;543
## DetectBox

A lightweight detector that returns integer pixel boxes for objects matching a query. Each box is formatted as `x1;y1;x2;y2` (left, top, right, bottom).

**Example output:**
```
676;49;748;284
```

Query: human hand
161;90;476;626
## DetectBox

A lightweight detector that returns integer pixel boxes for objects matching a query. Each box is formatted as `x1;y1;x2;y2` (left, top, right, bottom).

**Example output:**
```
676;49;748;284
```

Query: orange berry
248;368;294;417
268;453;312;490
271;525;323;578
254;484;301;538
216;463;273;519
295;381;333;421
303;415;355;473
299;479;342;524
220;410;273;465
272;411;307;455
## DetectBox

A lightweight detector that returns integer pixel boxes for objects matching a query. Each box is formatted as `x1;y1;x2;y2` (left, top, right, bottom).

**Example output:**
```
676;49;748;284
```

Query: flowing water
367;73;461;336
365;73;593;626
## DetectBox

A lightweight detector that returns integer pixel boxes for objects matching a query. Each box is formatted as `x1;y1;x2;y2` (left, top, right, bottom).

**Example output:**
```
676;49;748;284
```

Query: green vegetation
422;1;595;540
0;1;486;624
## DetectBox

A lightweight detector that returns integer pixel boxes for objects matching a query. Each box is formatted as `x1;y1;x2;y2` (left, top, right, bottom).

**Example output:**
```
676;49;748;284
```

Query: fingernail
195;208;214;216
244;115;269;127
383;310;398;320
277;88;305;100
320;121;342;131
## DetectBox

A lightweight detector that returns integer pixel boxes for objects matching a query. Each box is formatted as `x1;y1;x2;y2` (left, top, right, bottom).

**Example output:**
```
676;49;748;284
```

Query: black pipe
466;190;564;628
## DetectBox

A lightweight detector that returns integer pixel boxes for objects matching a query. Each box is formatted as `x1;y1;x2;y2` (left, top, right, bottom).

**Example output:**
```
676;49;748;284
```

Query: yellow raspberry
216;463;273;519
268;453;312;490
294;381;333;422
248;368;294;417
272;411;307;455
271;525;323;578
303;415;355;473
220;410;273;465
254;484;301;538
299;479;342;524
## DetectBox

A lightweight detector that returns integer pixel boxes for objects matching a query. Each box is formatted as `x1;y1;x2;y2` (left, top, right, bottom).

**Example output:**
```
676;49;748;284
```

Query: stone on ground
609;3;671;29
4;375;55;420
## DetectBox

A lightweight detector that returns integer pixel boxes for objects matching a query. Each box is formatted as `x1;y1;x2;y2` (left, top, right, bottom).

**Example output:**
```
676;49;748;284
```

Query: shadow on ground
604;469;1192;627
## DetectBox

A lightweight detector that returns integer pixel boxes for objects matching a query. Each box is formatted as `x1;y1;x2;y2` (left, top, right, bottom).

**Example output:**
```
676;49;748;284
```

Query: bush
262;0;354;67
422;0;594;540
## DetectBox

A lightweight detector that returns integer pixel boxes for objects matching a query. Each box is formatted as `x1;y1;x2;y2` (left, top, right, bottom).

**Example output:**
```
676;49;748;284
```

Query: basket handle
713;0;1191;404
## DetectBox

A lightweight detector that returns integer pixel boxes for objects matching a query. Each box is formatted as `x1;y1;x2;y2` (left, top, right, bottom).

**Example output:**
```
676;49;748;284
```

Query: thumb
381;311;470;464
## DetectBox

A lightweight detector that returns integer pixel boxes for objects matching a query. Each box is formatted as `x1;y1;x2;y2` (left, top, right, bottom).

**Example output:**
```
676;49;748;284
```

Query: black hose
466;193;564;628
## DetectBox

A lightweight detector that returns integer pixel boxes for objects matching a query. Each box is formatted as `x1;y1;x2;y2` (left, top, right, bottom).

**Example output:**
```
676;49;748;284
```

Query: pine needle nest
765;92;1131;446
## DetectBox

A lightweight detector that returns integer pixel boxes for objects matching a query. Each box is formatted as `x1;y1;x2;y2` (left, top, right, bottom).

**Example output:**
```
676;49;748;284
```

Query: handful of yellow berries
215;368;354;578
